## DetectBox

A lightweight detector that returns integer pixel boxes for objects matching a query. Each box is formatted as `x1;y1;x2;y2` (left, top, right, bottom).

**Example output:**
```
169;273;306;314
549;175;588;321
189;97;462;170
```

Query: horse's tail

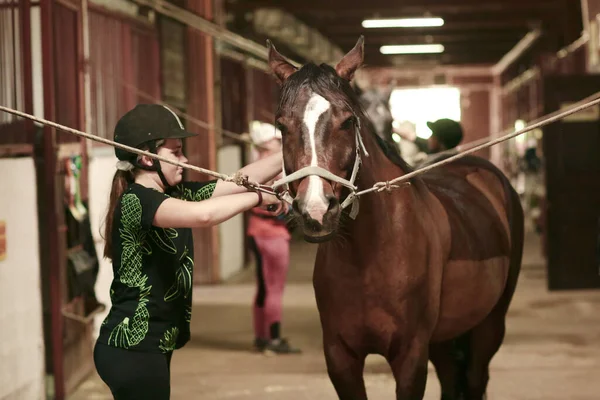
497;168;524;313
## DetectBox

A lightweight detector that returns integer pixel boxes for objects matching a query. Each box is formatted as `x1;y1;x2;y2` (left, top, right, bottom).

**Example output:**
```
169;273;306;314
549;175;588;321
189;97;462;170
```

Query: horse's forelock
277;63;367;122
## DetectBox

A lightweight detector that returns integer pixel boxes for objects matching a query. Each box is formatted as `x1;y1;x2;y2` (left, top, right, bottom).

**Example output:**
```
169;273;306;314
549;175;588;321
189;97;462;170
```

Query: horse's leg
429;339;469;400
458;254;520;399
323;336;368;400
388;337;429;400
465;188;523;400
433;265;516;400
440;267;520;399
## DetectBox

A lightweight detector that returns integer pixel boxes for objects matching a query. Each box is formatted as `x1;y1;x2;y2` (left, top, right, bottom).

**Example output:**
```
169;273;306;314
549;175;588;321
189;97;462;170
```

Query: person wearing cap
245;121;301;355
393;117;464;155
93;105;284;399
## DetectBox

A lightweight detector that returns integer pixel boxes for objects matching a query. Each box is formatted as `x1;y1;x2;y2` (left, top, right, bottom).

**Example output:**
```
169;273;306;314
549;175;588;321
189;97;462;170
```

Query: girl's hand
265;201;286;215
253;191;287;215
260;192;281;206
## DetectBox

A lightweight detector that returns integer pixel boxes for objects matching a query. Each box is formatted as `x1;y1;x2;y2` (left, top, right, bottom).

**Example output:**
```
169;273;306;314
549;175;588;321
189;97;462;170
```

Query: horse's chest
314;262;422;320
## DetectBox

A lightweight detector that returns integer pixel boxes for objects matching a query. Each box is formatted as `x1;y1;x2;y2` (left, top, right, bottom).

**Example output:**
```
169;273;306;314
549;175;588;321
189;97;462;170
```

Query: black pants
94;342;173;399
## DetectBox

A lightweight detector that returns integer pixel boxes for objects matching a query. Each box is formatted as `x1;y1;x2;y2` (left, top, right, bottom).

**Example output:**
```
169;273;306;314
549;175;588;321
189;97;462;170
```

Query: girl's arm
211;151;283;198
153;191;281;228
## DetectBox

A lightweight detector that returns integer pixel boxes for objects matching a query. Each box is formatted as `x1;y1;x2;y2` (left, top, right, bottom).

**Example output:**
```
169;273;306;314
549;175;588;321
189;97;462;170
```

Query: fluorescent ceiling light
362;18;444;28
380;44;445;54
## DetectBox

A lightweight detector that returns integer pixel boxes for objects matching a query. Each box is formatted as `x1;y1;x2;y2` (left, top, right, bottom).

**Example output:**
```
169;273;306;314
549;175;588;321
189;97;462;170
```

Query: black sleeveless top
97;180;216;353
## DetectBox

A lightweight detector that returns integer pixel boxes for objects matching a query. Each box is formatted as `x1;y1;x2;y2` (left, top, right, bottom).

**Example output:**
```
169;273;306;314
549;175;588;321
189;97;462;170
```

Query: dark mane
277;62;413;172
366;119;414;172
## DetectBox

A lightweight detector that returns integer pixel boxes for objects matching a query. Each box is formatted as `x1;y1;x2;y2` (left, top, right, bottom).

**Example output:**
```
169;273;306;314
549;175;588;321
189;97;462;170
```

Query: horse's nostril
313;221;325;232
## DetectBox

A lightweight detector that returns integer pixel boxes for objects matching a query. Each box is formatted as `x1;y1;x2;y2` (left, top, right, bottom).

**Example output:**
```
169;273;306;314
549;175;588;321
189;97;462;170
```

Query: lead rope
353;91;600;199
3;90;600;213
0;105;279;198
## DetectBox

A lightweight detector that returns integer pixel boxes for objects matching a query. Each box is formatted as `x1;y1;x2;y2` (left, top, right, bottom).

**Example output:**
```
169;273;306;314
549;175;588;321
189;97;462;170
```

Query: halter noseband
272;116;369;220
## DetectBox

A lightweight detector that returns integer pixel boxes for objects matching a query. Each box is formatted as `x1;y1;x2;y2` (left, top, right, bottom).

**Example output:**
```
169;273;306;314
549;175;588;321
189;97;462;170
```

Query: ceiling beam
364;47;513;58
334;33;528;46
223;0;572;67
492;29;542;74
317;20;543;36
292;8;560;20
228;0;561;15
363;56;502;67
363;47;515;58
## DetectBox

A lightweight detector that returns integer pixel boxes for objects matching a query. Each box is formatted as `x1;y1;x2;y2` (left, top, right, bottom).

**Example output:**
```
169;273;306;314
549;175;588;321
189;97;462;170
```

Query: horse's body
267;37;523;400
313;139;523;400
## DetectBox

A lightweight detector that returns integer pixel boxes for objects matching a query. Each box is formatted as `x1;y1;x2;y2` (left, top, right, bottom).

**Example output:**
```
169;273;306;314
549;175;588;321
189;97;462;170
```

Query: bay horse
268;36;524;400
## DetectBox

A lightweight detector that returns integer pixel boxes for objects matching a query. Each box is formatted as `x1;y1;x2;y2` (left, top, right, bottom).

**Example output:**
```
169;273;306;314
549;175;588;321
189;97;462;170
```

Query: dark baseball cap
427;118;463;149
113;104;196;161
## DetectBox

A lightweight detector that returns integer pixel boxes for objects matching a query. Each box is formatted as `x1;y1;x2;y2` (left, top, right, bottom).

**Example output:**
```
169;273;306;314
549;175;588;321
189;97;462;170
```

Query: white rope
0;105;276;195
355;91;600;198
3;89;599;202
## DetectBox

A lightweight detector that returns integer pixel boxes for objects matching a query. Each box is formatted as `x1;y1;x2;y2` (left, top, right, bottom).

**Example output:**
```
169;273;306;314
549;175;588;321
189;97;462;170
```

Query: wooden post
185;0;220;284
39;0;65;397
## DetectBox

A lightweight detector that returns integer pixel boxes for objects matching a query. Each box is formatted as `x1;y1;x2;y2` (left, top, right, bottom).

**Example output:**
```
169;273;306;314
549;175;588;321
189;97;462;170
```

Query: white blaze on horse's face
302;92;331;223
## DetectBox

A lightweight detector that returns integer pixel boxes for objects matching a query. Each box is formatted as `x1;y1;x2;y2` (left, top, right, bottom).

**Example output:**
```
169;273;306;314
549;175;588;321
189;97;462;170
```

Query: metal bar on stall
131;0;300;66
218;47;270;72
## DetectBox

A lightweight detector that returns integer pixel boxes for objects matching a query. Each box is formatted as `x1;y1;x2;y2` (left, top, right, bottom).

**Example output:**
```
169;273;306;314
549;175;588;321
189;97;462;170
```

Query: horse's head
268;36;368;243
354;83;395;144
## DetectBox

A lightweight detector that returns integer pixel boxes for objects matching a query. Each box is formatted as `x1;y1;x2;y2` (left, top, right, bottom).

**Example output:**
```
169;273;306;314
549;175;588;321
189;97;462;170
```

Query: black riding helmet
114;104;195;187
427;118;463;150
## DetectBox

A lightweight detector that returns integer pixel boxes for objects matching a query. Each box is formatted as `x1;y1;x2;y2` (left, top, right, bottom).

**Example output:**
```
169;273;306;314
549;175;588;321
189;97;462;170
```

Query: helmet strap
132;140;172;189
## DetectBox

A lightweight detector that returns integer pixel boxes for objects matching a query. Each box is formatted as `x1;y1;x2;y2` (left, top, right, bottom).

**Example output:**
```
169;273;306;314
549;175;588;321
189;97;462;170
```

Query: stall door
542;75;600;290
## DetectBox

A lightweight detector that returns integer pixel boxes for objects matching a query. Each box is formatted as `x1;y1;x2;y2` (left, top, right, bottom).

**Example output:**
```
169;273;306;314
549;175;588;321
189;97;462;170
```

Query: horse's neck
345;129;413;245
357;128;406;189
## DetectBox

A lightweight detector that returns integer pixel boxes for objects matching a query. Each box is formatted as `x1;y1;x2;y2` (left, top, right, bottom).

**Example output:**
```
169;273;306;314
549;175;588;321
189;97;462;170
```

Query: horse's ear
267;39;297;85
335;35;364;81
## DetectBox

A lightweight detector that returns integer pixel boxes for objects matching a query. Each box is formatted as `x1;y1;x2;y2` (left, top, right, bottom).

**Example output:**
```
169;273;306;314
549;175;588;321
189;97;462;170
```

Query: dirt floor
70;230;600;399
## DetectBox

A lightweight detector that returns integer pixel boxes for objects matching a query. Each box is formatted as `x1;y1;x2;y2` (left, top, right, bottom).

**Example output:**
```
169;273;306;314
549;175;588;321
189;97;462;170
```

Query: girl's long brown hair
102;140;163;259
102;169;135;259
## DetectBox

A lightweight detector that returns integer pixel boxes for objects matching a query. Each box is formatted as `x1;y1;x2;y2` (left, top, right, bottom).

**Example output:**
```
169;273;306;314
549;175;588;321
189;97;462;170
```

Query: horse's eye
275;121;288;134
340;117;354;131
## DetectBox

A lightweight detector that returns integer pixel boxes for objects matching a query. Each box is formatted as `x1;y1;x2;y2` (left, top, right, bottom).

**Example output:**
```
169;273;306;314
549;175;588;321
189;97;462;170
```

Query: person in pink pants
247;121;301;354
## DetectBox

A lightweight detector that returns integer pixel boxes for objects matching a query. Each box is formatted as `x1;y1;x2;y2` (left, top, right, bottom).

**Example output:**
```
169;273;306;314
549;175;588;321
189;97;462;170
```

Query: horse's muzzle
293;195;341;243
303;231;336;243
